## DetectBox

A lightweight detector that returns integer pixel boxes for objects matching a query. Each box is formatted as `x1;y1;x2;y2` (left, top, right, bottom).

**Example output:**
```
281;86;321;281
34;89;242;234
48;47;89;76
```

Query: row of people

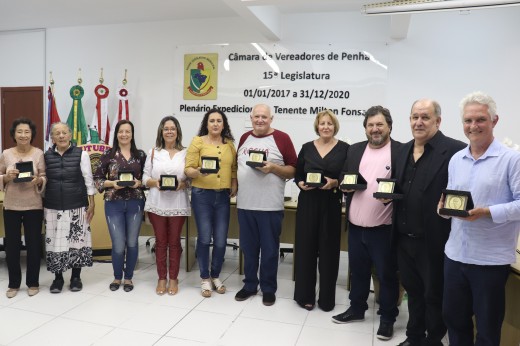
297;94;519;346
1;94;519;346
0;104;293;308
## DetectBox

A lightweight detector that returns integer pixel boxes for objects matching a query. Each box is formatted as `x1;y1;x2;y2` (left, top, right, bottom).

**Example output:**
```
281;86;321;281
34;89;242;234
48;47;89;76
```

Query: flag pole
77;68;82;85
49;71;54;93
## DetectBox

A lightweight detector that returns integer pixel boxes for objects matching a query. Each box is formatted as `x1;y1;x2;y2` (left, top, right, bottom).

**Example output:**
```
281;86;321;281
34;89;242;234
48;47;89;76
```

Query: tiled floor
0;238;445;346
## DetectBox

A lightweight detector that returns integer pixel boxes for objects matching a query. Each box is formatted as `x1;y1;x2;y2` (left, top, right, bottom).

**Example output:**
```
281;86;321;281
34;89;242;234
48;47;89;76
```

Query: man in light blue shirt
440;91;520;346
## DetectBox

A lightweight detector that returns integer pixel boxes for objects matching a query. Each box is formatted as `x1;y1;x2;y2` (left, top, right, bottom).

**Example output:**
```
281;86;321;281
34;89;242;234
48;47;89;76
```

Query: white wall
45;18;267;150
281;9;520;147
2;8;520;152
0;29;45;86
0;29;45;147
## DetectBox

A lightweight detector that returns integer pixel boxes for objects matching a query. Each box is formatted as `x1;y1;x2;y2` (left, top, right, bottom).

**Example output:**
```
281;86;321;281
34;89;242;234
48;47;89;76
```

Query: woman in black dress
293;109;349;311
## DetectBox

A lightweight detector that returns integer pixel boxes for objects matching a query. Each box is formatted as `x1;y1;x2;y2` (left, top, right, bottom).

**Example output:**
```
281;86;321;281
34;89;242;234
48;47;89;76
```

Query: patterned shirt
93;148;146;201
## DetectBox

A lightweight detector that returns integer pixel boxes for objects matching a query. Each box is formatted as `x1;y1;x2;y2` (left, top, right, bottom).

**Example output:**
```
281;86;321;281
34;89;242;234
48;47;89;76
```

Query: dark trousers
443;256;510;346
237;209;284;294
3;209;43;288
398;234;446;345
348;222;399;322
293;189;341;311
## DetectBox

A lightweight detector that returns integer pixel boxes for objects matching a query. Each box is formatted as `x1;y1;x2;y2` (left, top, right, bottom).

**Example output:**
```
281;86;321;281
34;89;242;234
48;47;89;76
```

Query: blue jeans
348;222;399;322
237;209;284;293
104;199;144;280
443;256;510;346
191;187;230;279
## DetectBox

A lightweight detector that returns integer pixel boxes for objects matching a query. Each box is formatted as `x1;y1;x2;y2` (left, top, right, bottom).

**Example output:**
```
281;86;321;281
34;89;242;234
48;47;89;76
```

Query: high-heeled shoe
168;279;178;295
156;279;167;295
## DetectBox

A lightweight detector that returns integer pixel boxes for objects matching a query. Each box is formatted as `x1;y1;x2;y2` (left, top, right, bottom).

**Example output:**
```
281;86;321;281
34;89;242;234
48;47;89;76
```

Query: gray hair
50;122;72;136
459;91;497;120
410;99;442;118
251;104;272;117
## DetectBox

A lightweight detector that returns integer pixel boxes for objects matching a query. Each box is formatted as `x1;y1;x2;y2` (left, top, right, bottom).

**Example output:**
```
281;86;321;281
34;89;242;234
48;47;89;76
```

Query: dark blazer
342;138;403;215
394;131;466;254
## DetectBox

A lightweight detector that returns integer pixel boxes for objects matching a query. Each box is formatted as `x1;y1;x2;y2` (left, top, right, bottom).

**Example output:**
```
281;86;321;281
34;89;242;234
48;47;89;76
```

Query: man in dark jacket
332;105;402;341
394;99;466;346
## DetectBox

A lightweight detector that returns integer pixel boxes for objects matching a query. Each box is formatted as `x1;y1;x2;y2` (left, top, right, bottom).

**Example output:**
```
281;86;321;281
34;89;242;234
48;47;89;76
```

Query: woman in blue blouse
94;120;146;292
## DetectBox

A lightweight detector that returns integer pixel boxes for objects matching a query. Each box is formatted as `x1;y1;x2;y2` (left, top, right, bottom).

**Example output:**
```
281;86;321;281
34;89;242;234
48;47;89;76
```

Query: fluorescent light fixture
362;0;520;15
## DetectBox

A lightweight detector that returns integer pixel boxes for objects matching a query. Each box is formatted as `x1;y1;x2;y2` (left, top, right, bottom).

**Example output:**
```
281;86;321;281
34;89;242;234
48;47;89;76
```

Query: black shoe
234;288;257;301
123;281;134;292
109;281;121;291
376;321;394;340
331;308;364;324
262;292;276;306
397;339;421;346
70;278;83;292
50;279;64;293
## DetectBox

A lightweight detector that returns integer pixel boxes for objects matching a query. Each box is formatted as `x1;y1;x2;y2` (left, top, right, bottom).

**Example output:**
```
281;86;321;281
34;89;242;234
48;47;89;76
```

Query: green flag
67;85;88;145
89;126;100;144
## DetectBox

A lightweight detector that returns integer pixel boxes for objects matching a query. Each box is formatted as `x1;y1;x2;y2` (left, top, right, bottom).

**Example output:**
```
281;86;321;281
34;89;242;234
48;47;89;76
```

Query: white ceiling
0;0;370;36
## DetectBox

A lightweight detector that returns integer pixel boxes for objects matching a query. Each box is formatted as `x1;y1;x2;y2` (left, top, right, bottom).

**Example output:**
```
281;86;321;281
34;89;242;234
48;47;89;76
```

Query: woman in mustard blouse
185;108;237;298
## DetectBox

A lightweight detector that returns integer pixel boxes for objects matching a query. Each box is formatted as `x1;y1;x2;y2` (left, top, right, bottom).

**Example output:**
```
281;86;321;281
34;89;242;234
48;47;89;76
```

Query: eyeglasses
163;128;177;132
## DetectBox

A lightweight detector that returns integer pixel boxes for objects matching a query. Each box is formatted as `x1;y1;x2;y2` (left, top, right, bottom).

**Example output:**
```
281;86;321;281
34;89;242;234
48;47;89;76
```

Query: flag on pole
109;86;130;144
88;84;110;144
45;86;61;144
66;85;88;145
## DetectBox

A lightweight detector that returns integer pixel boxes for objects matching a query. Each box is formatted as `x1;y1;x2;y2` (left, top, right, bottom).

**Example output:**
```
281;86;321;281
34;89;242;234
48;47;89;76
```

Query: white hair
459;91;497;120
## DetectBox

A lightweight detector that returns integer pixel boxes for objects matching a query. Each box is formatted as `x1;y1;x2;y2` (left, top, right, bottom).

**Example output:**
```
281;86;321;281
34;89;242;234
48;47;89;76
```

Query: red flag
109;86;130;144
117;87;129;122
89;84;110;144
46;86;61;142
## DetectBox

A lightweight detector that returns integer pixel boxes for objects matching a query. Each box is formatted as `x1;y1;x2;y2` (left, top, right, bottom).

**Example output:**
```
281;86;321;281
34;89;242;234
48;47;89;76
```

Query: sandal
156;279;167;295
168;279;178;295
201;279;212;298
109;280;121;291
211;277;226;294
123;280;134;292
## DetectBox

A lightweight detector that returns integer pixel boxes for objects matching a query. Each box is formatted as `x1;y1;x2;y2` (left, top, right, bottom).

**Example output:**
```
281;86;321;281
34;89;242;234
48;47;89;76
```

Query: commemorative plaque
246;150;267;168
159;175;178;190
305;171;325;188
373;178;403;200
439;189;474;217
340;172;367;190
117;170;135;186
14;161;34;183
200;156;219;174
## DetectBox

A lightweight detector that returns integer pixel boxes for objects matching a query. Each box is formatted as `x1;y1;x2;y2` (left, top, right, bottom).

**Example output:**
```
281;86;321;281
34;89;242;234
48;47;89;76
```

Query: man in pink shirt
332;106;402;341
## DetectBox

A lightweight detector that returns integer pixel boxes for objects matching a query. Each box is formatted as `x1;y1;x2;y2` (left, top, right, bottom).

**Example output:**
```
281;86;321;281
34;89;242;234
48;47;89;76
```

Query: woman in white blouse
143;116;190;295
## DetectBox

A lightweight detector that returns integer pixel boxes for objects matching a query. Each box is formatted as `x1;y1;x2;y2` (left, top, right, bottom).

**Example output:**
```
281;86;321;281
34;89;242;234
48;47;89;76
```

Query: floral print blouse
93;148;146;201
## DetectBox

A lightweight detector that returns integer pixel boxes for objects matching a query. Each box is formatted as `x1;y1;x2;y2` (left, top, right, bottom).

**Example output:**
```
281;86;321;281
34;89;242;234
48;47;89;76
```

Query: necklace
207;135;221;146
